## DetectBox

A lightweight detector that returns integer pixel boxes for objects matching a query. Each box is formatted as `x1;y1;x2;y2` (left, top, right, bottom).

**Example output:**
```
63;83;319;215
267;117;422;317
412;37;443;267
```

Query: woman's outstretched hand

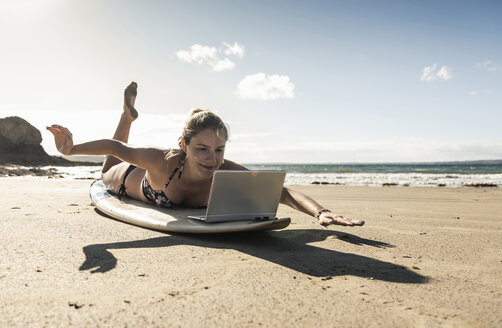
46;125;74;155
319;212;365;227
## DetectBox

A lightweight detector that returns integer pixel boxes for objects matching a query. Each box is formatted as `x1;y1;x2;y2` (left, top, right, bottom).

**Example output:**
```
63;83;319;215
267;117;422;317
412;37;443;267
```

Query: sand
0;178;501;328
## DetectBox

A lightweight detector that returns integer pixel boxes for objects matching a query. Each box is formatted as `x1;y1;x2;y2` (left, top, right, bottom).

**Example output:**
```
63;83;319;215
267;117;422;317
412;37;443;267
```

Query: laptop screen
204;170;286;222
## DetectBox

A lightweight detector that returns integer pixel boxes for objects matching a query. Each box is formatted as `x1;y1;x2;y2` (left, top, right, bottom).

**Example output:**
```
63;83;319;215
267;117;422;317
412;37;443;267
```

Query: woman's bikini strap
164;153;186;188
117;164;137;199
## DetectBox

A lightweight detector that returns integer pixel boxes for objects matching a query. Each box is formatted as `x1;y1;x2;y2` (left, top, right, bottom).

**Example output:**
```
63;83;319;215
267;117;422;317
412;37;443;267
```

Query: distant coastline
243;159;502;166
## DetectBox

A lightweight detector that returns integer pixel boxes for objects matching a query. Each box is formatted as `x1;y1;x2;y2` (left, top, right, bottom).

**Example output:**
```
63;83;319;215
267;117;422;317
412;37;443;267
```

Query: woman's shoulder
150;148;180;171
146;149;183;186
143;148;181;171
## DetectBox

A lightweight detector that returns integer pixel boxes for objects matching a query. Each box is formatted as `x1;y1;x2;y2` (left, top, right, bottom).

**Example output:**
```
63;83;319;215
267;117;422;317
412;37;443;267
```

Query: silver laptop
188;170;286;222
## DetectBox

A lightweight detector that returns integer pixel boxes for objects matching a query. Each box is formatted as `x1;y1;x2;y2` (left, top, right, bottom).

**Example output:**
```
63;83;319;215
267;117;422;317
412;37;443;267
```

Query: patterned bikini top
141;153;186;208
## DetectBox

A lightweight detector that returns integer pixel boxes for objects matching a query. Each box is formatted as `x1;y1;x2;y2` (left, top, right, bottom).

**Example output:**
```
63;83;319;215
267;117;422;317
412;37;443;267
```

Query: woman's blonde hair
165;109;229;160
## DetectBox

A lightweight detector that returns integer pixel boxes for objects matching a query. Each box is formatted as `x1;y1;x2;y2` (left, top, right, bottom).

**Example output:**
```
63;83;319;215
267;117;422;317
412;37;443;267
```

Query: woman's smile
199;163;217;171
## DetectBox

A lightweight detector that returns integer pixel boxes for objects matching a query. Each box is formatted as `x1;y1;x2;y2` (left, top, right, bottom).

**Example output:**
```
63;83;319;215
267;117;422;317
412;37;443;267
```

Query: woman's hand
46;124;74;155
318;211;365;227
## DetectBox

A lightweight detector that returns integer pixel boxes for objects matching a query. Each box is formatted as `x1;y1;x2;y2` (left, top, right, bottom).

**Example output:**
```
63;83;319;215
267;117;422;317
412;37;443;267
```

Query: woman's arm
218;159;363;227
280;187;364;227
46;124;164;171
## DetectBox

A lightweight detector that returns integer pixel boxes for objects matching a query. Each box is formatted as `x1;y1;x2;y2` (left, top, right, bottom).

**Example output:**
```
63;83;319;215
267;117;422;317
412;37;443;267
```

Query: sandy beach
1;178;501;327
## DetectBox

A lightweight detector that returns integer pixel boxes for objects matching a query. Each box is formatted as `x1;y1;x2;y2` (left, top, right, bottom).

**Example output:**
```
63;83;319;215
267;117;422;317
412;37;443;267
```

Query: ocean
22;162;502;187
245;163;502;187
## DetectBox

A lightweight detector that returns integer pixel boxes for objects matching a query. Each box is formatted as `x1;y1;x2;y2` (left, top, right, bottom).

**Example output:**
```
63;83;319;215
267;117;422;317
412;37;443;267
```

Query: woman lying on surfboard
47;82;364;227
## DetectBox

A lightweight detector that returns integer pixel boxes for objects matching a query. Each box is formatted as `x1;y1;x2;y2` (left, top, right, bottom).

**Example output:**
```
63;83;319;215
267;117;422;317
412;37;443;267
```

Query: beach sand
1;179;501;327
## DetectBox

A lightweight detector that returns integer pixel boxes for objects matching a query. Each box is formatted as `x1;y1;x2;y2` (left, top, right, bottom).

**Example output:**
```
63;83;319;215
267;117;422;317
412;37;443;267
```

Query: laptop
188;170;286;222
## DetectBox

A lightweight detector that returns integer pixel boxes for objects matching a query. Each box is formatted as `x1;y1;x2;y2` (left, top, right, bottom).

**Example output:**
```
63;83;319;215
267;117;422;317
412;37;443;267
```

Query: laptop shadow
80;229;427;284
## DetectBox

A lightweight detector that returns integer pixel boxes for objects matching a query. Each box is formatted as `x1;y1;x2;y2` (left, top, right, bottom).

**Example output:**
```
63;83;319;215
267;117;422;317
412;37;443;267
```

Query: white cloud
421;64;437;81
436;66;452;80
212;58;235;72
235;73;295;100
475;60;497;71
175;42;244;72
420;64;452;81
470;89;493;96
223;42;245;58
176;44;218;64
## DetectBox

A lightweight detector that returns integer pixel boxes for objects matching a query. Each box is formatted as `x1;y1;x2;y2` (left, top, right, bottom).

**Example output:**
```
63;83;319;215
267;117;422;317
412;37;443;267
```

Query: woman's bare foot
124;82;138;120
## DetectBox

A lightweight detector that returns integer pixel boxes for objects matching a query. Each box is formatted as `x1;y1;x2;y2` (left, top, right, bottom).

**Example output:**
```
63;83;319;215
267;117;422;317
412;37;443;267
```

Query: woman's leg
101;82;147;201
101;82;138;174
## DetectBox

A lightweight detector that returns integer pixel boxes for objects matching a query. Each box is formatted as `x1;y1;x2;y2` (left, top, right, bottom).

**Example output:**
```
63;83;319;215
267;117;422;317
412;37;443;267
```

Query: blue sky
1;0;501;163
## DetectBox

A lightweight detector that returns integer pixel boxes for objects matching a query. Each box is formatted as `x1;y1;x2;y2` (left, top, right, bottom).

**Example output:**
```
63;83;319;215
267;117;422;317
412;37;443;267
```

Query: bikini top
141;153;186;208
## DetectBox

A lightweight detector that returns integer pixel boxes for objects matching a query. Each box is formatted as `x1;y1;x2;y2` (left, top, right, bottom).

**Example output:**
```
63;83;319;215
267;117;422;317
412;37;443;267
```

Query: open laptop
188;170;286;222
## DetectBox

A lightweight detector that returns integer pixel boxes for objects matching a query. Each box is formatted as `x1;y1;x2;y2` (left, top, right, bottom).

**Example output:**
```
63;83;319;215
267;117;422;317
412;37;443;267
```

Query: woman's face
183;128;226;179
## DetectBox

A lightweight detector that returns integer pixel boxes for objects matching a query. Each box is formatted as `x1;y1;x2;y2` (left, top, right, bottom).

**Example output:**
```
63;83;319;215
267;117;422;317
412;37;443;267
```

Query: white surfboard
89;180;291;233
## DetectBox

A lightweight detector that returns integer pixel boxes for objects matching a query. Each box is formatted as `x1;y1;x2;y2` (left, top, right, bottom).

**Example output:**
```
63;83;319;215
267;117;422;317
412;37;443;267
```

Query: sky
1;0;501;163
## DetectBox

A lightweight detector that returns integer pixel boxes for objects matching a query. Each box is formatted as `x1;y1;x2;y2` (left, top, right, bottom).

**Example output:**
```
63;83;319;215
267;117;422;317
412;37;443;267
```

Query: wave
5;165;500;188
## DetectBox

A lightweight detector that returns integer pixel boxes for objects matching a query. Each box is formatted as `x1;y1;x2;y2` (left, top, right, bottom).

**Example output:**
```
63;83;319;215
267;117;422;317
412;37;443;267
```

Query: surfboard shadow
80;230;427;284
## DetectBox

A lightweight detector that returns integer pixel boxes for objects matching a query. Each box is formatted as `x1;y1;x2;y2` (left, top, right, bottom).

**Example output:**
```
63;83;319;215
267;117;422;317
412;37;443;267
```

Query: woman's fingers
335;216;365;226
59;126;72;138
46;125;72;137
320;213;365;227
48;124;65;130
46;126;60;134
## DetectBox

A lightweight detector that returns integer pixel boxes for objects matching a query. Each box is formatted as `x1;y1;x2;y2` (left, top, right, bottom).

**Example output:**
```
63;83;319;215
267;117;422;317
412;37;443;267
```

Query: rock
464;183;497;188
0;116;55;165
0;165;66;178
0;116;42;145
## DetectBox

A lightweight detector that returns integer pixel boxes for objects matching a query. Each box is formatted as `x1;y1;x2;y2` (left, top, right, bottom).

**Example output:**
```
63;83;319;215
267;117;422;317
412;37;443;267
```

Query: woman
47;82;364;227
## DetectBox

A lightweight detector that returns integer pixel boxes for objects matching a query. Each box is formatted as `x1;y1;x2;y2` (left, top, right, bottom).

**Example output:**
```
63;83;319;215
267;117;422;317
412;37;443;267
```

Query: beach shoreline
1;179;501;327
2;164;501;188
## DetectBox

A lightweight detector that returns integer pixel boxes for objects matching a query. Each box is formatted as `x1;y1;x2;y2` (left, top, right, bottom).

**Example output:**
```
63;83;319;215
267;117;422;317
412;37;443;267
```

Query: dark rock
0;116;41;146
464;183;497;188
0;165;65;178
68;302;84;309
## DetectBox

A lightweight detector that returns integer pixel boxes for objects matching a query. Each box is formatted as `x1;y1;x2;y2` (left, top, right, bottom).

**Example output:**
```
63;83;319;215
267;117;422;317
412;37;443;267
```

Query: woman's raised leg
101;82;138;174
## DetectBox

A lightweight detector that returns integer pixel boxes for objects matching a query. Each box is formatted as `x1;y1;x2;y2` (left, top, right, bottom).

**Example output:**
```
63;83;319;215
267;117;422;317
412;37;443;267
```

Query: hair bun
189;108;205;118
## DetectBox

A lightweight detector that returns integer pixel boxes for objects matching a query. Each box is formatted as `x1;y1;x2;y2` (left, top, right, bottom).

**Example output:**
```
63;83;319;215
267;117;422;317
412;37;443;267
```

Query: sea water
36;162;502;187
245;163;502;187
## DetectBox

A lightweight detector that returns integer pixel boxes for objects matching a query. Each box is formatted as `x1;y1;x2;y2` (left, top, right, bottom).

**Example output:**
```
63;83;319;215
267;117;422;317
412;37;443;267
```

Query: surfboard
89;180;291;233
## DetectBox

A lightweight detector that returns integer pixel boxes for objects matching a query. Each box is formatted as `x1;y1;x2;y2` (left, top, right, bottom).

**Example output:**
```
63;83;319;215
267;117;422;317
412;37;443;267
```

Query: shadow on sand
80;226;427;284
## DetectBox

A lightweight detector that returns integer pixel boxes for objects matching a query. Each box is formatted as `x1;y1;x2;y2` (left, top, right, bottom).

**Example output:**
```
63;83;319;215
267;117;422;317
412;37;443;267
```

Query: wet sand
1;179;501;327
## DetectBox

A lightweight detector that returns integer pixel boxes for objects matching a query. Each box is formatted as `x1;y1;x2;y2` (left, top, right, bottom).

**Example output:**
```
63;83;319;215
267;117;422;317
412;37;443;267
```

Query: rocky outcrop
0;116;95;166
